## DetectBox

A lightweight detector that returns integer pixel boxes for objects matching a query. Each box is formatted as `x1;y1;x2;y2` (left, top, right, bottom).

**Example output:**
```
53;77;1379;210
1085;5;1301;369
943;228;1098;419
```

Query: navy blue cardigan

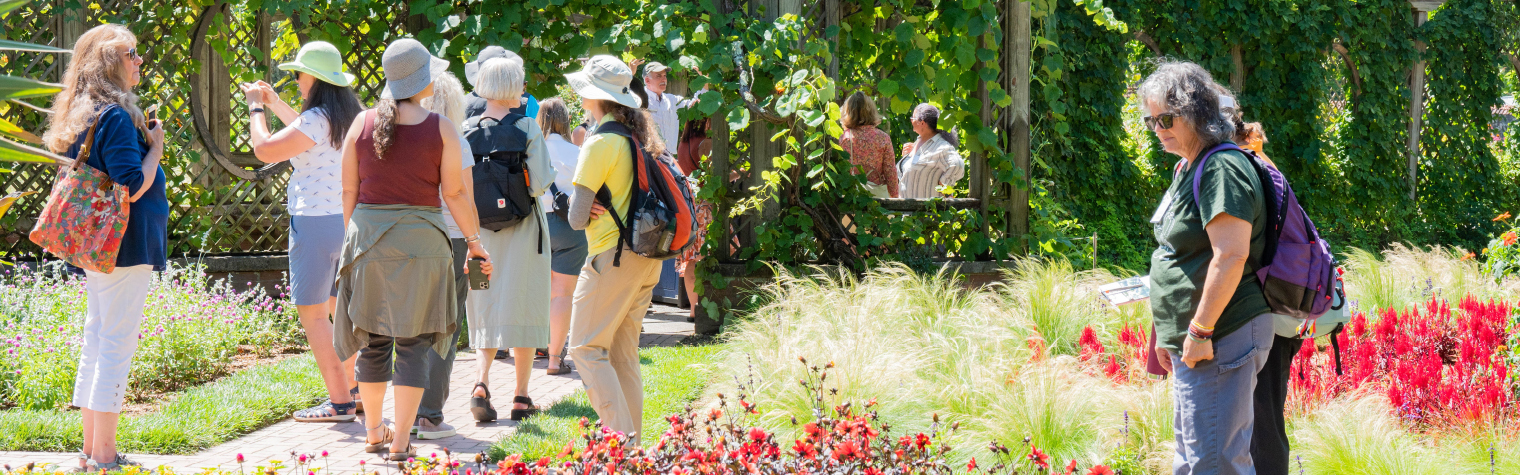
67;106;167;271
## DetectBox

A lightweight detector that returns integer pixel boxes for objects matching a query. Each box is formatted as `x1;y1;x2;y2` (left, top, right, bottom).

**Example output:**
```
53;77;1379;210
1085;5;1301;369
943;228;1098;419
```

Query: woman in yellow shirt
561;55;666;440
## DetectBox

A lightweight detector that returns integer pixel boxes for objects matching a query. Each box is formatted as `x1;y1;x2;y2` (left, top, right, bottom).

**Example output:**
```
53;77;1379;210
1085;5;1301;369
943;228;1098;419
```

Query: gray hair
1137;61;1235;147
475;57;524;102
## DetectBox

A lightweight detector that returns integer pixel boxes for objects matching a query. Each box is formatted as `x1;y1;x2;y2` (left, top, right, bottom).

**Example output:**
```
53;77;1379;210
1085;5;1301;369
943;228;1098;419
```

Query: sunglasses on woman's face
124;48;141;61
1142;113;1178;130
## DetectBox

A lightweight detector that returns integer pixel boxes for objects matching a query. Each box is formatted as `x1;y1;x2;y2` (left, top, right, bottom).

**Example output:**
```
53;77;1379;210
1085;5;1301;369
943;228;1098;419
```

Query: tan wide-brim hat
565;55;641;109
277;41;356;87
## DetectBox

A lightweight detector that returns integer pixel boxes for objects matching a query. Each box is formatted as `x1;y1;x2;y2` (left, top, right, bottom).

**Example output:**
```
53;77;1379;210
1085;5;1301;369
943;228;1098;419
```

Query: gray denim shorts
289;214;343;306
546;212;588;275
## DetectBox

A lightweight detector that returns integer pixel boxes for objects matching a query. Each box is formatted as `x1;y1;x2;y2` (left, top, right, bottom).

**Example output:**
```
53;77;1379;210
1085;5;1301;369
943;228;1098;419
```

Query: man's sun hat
278;41;356;87
380;39;447;100
643;61;670;76
565;55;641;109
465;45;521;87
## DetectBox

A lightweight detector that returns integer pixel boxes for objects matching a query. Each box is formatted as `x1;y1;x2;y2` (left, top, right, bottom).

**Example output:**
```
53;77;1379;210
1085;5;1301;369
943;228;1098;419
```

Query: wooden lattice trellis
0;1;409;260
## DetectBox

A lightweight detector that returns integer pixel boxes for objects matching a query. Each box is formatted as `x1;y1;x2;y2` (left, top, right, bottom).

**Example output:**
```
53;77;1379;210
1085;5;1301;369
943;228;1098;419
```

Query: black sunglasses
1142;113;1178;130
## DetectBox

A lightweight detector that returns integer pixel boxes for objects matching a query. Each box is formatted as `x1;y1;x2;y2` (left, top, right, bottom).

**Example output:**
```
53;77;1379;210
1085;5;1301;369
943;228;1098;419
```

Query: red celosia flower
1078;326;1105;361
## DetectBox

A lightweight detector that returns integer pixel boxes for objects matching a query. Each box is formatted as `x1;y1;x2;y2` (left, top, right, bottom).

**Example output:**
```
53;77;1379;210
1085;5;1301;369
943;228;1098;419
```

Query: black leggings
1251;335;1302;475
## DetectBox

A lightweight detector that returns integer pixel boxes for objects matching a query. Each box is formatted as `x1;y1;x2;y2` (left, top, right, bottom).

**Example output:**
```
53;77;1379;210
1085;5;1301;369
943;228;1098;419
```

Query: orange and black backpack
594;121;698;266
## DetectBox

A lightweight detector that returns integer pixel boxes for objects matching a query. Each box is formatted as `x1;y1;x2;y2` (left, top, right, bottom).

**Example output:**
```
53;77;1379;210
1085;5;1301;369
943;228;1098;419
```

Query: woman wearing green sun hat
238;40;365;423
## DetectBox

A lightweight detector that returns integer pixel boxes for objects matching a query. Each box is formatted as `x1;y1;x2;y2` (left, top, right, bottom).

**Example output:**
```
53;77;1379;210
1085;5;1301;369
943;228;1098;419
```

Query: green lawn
0;354;325;454
487;344;720;462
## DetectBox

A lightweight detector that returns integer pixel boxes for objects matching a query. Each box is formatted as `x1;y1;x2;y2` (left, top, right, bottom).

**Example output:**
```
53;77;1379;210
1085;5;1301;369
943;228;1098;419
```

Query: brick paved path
0;304;694;472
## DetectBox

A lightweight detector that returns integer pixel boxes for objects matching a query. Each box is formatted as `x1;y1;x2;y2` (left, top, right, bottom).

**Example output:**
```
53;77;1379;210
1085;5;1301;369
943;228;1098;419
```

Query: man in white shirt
642;62;685;154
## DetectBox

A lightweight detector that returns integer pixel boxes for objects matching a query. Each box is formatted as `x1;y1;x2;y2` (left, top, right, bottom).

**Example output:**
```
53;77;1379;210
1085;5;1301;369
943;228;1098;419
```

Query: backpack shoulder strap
502;112;527;127
1189;142;1247;211
596;120;634;139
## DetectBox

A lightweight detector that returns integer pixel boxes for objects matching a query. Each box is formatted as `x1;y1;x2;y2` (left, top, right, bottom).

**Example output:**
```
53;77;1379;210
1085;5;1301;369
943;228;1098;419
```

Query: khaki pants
570;248;662;439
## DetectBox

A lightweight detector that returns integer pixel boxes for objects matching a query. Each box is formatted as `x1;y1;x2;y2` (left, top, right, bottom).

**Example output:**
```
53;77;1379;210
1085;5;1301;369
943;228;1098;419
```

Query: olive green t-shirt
1149;147;1271;353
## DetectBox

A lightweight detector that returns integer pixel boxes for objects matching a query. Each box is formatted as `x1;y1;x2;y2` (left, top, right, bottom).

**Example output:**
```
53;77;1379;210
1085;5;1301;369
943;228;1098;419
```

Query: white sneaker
415;417;457;440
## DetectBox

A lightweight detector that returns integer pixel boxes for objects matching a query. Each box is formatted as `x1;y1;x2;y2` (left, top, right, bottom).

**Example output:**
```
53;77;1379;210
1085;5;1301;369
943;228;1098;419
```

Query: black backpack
463;113;535;232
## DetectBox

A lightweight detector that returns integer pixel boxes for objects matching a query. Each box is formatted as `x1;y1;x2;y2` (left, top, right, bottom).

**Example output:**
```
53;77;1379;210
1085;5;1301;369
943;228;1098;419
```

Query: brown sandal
386;444;417;462
363;425;394;453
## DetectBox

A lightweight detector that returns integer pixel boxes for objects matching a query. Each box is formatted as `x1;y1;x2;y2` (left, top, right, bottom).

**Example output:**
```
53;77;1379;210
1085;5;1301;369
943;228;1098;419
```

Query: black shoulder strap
1242;150;1283;269
596;184;630;267
503;112;527;127
596;120;634;138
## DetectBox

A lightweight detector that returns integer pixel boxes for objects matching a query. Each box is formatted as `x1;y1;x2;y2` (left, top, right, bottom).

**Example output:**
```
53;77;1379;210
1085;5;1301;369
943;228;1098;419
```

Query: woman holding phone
41;24;167;471
239;40;365;423
462;56;556;422
332;39;491;460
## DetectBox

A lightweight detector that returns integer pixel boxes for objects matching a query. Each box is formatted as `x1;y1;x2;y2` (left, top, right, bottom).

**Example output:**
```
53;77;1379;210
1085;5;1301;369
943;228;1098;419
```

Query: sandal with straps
293;399;357;422
363;424;394;453
470;382;497;422
350;386;364;414
546;351;574;376
510;396;539;421
386;443;418;462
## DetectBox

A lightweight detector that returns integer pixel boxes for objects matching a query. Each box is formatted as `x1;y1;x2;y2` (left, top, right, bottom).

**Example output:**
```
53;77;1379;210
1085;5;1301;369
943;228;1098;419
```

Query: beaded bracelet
1187;325;1214;341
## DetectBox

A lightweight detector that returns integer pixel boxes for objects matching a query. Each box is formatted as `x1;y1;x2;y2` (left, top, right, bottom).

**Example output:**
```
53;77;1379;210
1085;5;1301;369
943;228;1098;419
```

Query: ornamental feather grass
712;262;1170;469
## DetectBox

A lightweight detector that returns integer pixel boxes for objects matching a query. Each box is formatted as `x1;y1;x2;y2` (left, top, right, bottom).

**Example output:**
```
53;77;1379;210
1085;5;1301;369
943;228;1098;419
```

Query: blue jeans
1171;314;1274;475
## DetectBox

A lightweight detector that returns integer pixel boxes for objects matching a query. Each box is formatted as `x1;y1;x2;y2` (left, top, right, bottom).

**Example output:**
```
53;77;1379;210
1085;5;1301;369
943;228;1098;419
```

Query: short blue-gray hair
1137;60;1235;147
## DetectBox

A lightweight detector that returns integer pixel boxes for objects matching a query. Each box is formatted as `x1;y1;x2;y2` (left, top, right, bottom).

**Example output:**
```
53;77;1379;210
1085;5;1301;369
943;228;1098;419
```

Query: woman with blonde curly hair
41;23;166;471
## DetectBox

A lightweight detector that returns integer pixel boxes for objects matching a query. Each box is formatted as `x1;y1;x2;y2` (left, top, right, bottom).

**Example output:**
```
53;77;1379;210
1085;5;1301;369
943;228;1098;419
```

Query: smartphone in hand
145;104;160;128
467;258;489;290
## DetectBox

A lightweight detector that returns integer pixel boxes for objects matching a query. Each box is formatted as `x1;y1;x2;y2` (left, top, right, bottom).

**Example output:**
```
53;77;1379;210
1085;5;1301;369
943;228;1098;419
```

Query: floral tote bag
29;113;130;273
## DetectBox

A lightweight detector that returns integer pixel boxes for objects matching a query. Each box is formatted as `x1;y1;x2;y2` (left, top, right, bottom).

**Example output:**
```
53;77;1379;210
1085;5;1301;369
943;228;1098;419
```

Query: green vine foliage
12;0;1515;298
1042;0;1520;263
1418;0;1512;247
1030;0;1160;270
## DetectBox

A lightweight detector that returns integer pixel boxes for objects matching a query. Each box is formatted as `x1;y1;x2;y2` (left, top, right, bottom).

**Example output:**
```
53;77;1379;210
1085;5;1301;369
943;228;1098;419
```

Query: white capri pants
71;265;154;413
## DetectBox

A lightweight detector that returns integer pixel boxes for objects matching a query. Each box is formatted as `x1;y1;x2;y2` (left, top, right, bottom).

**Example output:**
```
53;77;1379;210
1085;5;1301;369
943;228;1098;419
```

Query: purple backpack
1192;143;1344;321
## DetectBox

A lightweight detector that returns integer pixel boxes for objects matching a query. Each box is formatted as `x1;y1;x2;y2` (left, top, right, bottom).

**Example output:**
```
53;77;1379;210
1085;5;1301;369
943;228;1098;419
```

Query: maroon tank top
354;110;443;207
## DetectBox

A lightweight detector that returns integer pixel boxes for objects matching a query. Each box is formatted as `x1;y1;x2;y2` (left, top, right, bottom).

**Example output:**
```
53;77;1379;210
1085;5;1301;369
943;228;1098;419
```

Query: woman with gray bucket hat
562;54;666;441
331;38;493;461
238;40;366;424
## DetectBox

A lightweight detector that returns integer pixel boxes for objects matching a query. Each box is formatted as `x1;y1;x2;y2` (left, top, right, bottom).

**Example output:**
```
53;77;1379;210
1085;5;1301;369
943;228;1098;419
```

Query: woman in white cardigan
897;103;965;199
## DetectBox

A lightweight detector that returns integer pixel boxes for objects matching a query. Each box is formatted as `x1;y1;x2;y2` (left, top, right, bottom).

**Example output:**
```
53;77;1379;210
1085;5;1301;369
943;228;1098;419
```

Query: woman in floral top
839;92;899;198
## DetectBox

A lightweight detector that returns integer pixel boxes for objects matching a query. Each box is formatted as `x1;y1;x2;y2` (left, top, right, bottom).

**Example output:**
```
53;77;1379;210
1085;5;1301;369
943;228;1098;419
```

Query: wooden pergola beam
1004;0;1031;252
